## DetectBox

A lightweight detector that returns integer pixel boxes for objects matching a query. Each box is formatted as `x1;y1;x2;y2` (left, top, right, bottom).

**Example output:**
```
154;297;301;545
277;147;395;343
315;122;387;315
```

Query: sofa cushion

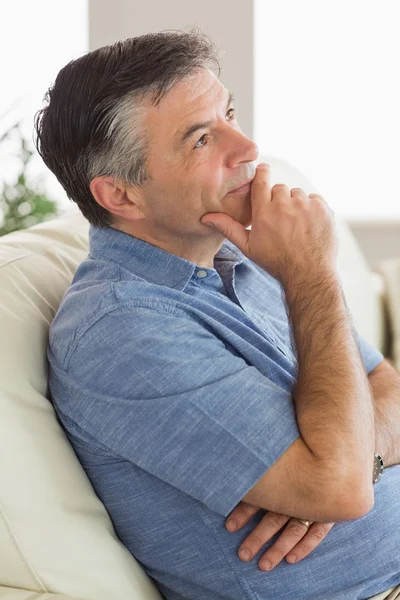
0;585;83;600
0;206;163;600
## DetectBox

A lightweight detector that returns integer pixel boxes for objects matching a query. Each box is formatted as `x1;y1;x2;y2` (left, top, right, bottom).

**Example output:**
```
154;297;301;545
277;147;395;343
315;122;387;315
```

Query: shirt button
196;269;208;278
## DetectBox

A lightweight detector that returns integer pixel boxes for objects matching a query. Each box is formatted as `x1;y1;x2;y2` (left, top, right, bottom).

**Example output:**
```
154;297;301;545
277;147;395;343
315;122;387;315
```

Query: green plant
0;119;59;236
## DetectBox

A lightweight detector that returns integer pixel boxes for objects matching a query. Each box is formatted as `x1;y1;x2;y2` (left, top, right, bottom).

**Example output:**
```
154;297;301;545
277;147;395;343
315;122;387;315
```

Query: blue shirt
47;224;400;600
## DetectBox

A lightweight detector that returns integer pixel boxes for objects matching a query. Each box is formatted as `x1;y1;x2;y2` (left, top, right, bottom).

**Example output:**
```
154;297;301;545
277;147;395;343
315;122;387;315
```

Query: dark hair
33;28;221;228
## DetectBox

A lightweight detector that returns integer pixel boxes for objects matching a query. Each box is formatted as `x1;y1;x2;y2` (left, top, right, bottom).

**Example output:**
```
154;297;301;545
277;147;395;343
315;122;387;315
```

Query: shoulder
111;280;192;318
49;278;209;372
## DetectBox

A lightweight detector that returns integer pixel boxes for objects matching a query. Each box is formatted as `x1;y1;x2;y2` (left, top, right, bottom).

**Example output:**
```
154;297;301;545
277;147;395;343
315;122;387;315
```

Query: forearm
370;365;400;468
283;268;375;490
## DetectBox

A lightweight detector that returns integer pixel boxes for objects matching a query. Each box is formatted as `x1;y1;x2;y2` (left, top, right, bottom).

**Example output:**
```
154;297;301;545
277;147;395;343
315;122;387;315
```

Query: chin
237;207;252;229
221;200;252;229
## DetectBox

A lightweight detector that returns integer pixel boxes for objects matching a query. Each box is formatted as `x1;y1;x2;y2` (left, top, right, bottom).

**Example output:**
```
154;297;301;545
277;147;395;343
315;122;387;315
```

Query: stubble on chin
239;202;253;230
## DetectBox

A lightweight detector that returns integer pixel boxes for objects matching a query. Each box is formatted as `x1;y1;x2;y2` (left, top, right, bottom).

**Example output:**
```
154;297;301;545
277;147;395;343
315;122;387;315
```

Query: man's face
134;68;259;241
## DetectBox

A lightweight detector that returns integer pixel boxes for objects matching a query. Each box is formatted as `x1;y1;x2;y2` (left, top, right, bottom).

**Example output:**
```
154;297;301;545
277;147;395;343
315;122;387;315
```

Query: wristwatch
373;453;384;484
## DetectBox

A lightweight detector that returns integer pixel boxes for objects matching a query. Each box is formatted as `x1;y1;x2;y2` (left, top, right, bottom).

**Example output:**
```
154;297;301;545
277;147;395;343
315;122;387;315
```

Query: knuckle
269;545;286;559
240;503;258;519
287;523;306;537
308;193;324;201
292;196;307;207
272;183;289;192
247;531;266;547
252;174;268;187
310;526;330;542
267;513;288;529
224;227;233;239
292;540;310;556
310;529;326;542
252;179;264;188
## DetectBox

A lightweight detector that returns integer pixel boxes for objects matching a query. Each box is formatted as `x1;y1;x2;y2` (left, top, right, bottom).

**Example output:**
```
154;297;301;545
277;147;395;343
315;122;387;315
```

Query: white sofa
0;156;389;600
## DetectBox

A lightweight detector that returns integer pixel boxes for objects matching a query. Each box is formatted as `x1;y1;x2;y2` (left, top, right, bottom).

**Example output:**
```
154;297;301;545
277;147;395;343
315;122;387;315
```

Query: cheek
168;160;222;208
186;153;218;180
200;173;224;201
173;174;204;206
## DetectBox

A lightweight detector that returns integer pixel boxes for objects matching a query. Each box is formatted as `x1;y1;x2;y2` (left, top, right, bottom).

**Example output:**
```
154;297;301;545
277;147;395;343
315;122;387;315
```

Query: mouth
227;179;253;194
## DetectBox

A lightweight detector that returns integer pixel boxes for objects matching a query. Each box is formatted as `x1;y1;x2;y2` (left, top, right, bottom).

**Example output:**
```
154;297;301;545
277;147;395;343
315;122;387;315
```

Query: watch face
373;454;384;484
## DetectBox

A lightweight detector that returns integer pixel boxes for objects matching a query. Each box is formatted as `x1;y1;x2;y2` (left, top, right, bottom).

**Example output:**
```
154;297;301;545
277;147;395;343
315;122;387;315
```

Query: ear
89;176;146;222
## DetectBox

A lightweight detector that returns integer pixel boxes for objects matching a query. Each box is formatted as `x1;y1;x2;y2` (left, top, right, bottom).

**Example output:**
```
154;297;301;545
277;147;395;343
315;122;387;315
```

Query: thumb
201;214;250;254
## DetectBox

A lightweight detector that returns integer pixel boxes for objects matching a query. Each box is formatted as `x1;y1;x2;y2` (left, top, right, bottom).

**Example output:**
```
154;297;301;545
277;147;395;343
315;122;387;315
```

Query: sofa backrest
0;207;164;600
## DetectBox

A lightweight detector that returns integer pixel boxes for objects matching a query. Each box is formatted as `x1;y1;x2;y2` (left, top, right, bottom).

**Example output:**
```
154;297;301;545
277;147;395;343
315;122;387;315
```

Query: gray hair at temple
33;29;222;228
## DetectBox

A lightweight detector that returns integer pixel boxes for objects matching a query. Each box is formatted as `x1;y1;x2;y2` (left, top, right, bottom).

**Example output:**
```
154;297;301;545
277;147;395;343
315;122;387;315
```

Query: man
36;29;400;600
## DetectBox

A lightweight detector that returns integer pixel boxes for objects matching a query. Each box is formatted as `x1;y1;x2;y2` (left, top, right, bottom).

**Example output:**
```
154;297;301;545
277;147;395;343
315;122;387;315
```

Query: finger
237;512;290;562
256;518;314;570
226;502;260;532
285;522;335;565
201;213;250;254
269;182;290;203
251;163;273;217
290;187;308;198
258;520;334;571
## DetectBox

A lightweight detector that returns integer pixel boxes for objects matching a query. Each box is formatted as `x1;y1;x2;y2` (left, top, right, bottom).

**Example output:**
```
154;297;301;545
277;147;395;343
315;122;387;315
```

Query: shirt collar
88;225;246;291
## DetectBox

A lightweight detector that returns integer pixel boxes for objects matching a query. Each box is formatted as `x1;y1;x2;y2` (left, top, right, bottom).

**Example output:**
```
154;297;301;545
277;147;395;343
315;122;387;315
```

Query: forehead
143;69;228;154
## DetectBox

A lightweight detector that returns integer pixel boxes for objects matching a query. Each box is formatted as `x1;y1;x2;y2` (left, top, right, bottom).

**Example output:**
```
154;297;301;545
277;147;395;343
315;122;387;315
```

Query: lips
228;179;253;194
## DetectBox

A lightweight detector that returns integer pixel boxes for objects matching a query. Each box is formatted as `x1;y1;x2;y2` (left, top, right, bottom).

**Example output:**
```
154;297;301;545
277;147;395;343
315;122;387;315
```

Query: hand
201;163;338;286
225;501;335;571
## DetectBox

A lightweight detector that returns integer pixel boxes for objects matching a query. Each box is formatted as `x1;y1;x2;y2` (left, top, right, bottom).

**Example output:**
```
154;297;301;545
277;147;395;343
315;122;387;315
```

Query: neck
111;222;225;269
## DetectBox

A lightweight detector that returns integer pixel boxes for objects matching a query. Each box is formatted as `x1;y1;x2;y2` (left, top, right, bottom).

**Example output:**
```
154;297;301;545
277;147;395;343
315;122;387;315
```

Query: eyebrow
175;90;235;151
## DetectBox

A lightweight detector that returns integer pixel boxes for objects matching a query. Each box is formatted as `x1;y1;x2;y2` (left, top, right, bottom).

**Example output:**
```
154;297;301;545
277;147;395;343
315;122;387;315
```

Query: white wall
254;0;400;222
0;0;88;213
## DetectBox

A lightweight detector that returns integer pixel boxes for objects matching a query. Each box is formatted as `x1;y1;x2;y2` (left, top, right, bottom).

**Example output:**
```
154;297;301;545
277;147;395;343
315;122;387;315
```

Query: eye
193;133;209;150
226;107;236;121
192;107;236;149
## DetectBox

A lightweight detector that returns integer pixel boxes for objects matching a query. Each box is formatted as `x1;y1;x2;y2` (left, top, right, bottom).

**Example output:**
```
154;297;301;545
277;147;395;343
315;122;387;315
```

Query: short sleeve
355;330;385;373
63;304;300;517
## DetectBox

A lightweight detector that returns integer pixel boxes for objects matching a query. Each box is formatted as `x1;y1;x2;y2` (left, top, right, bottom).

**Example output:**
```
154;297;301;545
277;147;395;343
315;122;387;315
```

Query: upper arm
59;305;372;521
60;303;300;517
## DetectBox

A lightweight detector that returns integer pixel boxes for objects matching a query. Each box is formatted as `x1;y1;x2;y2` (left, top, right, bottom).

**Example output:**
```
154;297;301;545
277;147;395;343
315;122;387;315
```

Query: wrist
281;264;339;298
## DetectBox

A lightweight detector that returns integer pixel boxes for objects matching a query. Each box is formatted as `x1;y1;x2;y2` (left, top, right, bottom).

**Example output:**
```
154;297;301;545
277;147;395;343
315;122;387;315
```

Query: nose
224;126;259;168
